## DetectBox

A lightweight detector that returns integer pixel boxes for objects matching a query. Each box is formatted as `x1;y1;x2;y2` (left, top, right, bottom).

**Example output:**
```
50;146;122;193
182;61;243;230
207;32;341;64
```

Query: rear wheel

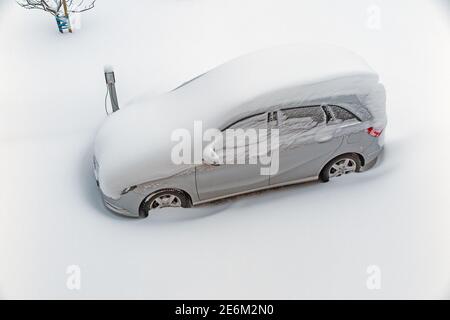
320;154;361;182
139;189;191;217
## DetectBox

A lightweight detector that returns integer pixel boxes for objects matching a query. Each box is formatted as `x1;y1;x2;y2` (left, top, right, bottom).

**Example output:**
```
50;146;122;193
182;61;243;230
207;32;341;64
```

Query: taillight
366;127;383;137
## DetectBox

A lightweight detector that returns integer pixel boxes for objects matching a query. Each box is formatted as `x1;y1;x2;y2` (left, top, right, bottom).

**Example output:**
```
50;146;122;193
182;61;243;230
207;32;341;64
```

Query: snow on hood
94;43;385;199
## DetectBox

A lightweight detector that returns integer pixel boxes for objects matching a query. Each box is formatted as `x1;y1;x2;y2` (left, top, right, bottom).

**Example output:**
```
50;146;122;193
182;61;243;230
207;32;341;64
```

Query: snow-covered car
94;44;386;218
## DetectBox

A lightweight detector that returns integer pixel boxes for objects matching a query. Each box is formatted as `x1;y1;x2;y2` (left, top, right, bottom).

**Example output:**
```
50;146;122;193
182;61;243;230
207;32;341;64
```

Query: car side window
327;105;358;123
225;113;267;131
280;106;325;133
219;113;268;163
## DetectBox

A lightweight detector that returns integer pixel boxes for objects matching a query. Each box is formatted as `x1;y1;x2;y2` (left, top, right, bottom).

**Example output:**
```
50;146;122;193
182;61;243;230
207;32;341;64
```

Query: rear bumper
361;144;383;172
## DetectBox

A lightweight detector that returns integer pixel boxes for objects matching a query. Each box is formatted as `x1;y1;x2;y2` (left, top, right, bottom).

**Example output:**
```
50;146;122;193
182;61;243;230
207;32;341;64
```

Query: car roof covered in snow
94;43;385;198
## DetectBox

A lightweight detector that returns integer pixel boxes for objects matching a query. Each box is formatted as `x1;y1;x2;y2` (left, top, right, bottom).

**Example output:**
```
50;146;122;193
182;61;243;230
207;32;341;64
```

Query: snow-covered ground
0;0;449;299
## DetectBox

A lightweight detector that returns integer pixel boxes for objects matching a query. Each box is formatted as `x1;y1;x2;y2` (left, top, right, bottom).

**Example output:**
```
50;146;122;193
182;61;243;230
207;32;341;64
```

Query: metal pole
104;65;120;113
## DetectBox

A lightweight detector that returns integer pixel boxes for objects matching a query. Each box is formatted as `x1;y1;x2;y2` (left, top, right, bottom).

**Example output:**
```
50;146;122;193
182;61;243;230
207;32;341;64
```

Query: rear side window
281;106;325;130
328;105;358;122
277;106;326;147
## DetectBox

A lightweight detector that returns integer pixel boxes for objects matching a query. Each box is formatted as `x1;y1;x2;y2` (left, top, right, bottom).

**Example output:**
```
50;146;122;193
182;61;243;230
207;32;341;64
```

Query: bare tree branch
16;0;96;16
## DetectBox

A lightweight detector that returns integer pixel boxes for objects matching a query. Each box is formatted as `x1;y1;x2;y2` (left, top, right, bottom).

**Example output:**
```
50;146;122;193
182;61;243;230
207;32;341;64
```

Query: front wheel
139;189;192;217
320;154;361;182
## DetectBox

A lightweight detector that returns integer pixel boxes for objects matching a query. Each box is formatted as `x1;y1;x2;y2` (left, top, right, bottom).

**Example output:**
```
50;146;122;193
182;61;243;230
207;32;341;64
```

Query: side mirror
203;144;221;166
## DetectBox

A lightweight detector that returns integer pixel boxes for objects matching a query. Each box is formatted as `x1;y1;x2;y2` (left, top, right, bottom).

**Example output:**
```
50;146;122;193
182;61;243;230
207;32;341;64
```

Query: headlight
121;185;137;195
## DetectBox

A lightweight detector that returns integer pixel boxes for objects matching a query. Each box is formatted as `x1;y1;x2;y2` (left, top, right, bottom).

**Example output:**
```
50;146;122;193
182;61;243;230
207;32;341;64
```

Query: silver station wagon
94;44;386;217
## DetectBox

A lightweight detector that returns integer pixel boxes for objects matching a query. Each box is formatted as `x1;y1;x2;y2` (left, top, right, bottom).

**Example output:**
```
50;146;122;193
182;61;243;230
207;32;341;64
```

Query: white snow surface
1;0;449;299
103;64;114;73
95;44;385;199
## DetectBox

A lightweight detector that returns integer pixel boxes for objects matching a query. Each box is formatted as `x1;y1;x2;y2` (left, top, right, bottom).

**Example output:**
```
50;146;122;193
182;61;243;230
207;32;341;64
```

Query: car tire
320;153;362;182
139;189;192;218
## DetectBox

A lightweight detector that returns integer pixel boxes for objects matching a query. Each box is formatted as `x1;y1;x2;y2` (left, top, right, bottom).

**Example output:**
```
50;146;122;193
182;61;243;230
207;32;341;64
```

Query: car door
269;105;344;185
195;112;271;201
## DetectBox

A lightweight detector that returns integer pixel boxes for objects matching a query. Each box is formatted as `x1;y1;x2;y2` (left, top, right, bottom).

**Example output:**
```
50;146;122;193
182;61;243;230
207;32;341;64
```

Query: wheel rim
329;158;357;178
150;194;182;209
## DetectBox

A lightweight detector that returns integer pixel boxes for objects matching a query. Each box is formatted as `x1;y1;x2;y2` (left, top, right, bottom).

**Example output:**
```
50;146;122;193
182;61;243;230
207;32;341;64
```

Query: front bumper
103;198;134;217
94;158;140;217
95;179;142;217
